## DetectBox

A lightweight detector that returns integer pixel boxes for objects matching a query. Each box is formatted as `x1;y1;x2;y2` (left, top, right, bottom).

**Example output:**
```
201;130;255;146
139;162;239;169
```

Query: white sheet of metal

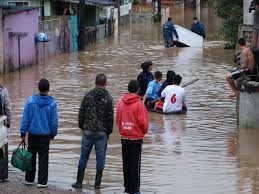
173;25;204;47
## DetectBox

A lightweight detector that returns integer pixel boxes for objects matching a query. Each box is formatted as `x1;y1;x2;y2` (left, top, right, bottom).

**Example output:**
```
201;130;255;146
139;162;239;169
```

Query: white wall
244;0;254;25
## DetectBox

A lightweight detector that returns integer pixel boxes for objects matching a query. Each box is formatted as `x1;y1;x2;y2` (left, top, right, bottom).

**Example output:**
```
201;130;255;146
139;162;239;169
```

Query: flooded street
1;4;259;194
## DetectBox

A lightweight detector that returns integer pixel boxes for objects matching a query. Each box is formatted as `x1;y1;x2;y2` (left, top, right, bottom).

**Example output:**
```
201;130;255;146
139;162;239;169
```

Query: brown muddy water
1;4;259;194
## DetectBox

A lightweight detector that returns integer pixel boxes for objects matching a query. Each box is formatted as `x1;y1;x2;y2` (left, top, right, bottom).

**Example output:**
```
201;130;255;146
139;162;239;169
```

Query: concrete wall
3;9;38;72
239;92;259;128
0;9;3;73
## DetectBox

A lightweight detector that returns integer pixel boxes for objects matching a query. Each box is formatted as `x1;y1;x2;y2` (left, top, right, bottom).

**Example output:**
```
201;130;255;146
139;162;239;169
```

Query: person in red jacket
116;80;149;194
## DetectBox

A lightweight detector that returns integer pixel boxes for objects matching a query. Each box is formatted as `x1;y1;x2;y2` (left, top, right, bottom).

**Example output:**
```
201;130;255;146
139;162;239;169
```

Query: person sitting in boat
191;17;206;38
137;61;154;97
163;17;179;48
155;74;187;113
158;70;176;97
143;71;162;109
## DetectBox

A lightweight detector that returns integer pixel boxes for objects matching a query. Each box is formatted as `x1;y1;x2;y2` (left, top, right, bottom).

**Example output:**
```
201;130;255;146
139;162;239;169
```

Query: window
8;1;30;6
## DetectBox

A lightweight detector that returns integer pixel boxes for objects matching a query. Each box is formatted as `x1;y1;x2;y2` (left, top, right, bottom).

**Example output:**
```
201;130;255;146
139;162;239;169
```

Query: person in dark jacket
137;61;154;97
0;85;11;182
158;70;176;97
72;74;114;189
191;17;206;38
20;79;58;188
163;17;179;47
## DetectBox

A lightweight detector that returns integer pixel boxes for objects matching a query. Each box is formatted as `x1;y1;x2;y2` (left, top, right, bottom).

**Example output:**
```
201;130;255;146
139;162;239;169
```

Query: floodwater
1;3;259;194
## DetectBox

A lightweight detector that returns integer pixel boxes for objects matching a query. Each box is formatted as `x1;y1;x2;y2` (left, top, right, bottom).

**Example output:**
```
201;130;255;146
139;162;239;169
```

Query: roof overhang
55;0;115;6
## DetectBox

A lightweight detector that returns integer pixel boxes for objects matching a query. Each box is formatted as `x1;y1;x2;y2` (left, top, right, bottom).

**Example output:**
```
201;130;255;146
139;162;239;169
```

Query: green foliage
133;0;140;5
214;0;243;46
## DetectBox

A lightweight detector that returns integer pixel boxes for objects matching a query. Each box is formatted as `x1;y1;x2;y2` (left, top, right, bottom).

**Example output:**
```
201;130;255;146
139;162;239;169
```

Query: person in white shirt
155;75;187;113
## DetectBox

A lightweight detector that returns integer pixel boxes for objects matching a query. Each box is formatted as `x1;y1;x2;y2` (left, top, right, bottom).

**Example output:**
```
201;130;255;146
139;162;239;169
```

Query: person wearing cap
191;17;206;38
163;17;179;48
137;61;154;97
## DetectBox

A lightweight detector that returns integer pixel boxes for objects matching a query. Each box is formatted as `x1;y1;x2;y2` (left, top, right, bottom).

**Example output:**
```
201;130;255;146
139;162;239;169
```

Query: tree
214;0;243;46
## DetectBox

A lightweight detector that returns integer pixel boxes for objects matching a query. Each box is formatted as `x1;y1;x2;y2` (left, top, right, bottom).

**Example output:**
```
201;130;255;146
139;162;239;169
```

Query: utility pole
117;0;121;25
78;0;86;50
40;0;45;21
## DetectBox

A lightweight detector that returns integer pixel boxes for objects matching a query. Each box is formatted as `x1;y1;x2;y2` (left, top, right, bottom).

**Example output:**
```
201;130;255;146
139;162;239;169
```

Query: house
0;6;39;73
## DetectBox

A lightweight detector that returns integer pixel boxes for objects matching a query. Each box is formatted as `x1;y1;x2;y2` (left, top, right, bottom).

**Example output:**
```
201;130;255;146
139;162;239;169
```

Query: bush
214;0;243;47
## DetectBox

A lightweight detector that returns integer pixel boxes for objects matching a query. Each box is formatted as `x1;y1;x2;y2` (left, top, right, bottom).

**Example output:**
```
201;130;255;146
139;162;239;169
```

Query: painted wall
0;9;4;73
0;0;51;16
3;9;38;72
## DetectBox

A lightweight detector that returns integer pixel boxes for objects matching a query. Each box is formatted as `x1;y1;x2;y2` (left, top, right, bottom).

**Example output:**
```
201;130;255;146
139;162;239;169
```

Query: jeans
25;135;50;185
78;130;107;173
121;139;143;194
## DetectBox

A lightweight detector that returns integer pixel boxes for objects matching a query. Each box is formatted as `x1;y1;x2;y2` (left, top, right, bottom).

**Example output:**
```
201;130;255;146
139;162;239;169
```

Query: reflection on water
1;3;258;194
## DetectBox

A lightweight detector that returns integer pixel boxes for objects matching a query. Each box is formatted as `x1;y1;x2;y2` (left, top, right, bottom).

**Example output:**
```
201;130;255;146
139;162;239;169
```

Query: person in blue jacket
163;17;179;48
20;79;58;188
191;17;206;38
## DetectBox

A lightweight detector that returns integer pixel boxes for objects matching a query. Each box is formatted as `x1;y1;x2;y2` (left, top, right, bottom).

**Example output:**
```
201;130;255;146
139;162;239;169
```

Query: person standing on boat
72;74;114;189
163;17;179;48
191;17;206;38
137;61;154;97
0;85;11;182
156;75;187;113
143;71;162;109
116;80;149;194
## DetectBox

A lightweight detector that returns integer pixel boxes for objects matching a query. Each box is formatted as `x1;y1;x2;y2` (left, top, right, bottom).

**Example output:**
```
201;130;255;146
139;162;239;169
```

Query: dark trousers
121;139;143;194
0;143;8;180
25;135;50;185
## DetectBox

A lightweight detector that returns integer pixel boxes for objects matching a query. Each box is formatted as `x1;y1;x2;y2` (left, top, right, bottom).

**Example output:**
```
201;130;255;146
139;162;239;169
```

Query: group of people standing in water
0;61;186;194
137;61;187;113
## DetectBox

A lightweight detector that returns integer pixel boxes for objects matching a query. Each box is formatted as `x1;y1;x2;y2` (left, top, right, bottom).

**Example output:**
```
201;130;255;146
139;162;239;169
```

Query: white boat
173;25;204;47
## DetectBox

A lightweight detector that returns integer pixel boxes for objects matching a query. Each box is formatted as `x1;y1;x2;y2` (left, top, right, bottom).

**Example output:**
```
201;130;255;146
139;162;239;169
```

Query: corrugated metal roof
0;6;39;16
55;0;115;6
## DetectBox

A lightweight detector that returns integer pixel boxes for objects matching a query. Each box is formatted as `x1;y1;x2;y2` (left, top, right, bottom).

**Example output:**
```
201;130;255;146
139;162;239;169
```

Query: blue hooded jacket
191;22;206;38
163;21;179;38
20;94;58;137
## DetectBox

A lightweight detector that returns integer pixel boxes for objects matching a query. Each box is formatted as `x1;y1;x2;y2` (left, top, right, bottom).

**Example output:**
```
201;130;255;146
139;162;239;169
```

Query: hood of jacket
32;93;55;107
141;61;153;72
121;93;141;105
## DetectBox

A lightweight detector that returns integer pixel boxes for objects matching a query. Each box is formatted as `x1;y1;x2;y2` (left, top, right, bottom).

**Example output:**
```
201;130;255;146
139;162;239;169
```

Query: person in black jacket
72;74;114;189
137;61;154;97
158;70;175;97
